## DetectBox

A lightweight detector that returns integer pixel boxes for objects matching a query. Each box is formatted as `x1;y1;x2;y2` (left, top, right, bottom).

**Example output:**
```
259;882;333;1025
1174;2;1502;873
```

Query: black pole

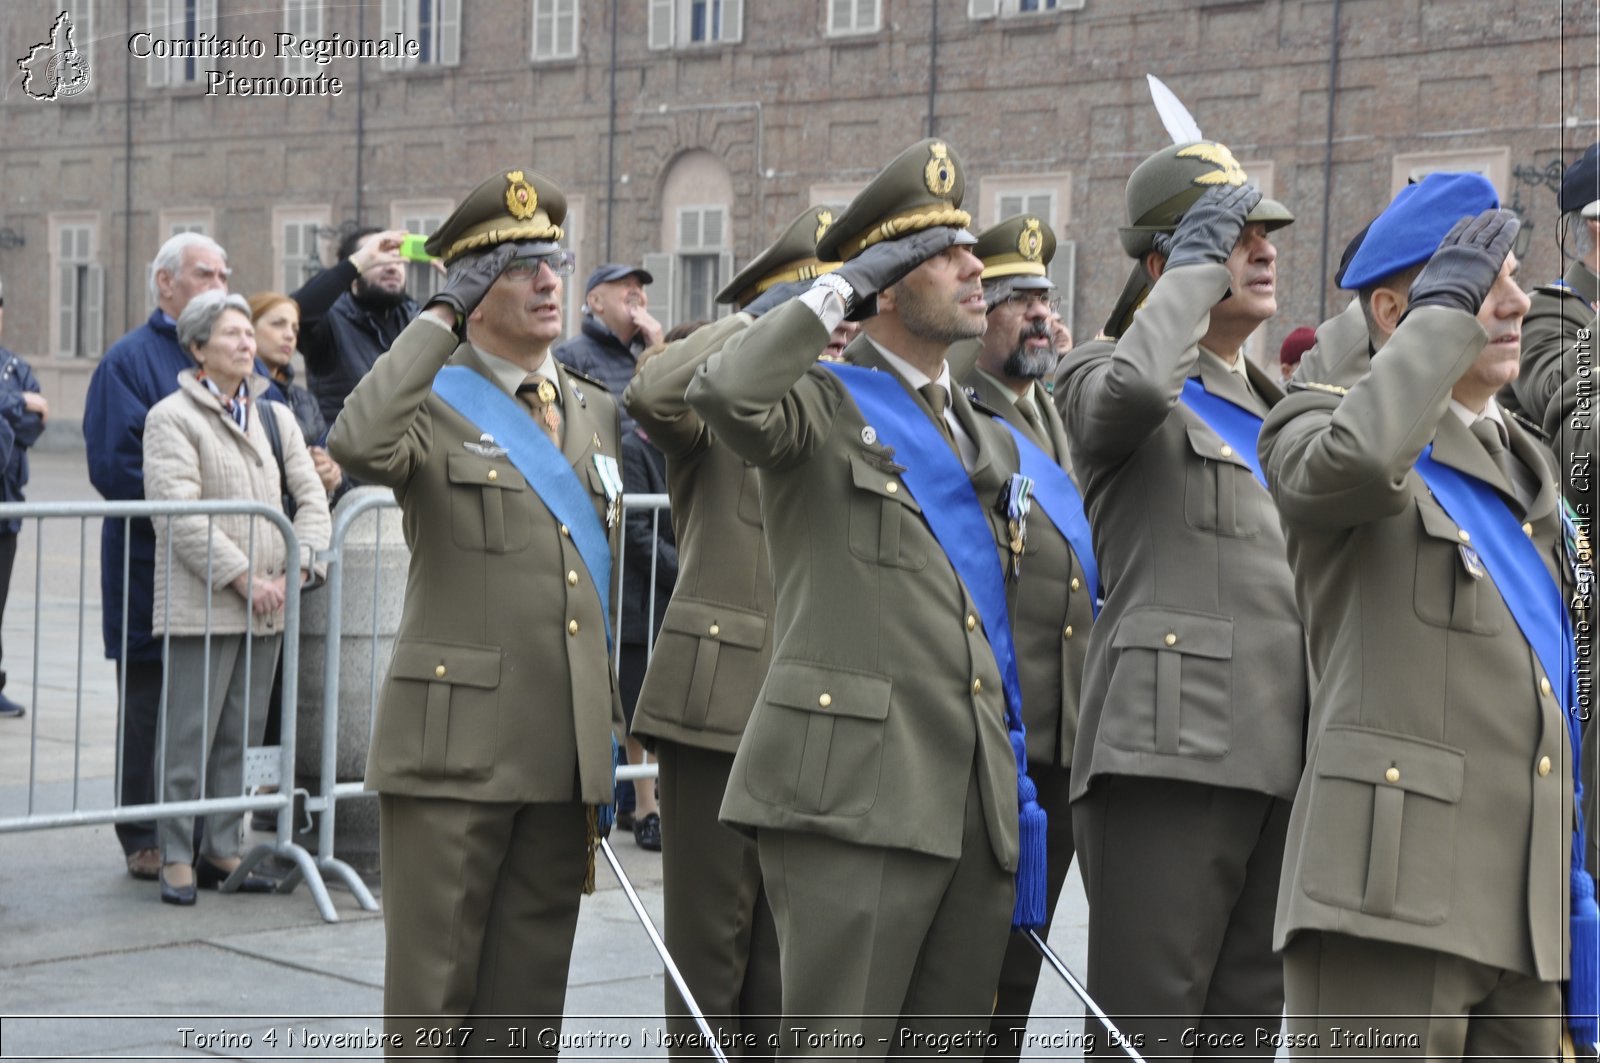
1316;0;1343;323
354;0;367;224
605;0;620;261
124;0;134;333
926;1;940;138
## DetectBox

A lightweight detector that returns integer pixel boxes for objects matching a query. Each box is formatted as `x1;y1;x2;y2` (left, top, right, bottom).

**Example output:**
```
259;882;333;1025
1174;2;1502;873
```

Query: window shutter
196;0;219;81
557;0;577;57
438;0;461;65
997;193;1023;220
641;252;676;332
84;264;105;357
56;264;74;357
380;0;404;69
717;250;734;318
677;208;701;251
648;0;673;49
1053;239;1076;337
702;207;726;250
969;0;1000;18
1027;192;1053;218
721;0;743;42
146;0;169;85
830;0;851;31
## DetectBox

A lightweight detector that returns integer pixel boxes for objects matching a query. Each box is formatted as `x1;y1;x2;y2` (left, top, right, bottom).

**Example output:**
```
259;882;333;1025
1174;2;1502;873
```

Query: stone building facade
1;0;1594;437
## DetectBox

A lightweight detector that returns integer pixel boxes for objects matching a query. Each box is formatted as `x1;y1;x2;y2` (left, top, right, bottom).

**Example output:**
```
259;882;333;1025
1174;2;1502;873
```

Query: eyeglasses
995;292;1060;313
504;250;576;279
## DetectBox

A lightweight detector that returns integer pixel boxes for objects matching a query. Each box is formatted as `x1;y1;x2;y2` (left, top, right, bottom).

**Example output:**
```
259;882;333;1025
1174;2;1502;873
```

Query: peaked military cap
1118;140;1294;258
424;168;567;265
816;138;977;262
1339;171;1499;291
974;213;1057;292
717;205;844;308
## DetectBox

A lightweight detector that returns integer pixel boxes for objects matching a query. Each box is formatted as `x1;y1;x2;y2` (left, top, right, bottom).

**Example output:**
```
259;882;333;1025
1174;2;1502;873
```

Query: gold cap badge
1017;218;1044;262
1176;142;1248;187
815;210;834;243
924;142;956;197
505;171;539;219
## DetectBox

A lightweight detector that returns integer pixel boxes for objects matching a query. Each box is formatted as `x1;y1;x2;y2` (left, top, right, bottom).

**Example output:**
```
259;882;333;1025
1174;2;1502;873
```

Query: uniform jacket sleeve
325;317;456;486
291;259;360;375
624;314;751;461
1260;305;1488;528
0;356;44;450
1060;263;1230;467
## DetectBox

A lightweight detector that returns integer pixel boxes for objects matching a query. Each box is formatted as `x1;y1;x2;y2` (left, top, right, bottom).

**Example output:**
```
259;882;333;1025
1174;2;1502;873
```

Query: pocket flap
1415;498;1467;544
765;659;892;721
848;452;921;512
391;639;503;689
1111;607;1234;659
1315;726;1465;803
662;596;768;649
447;453;526;490
1185;424;1253;469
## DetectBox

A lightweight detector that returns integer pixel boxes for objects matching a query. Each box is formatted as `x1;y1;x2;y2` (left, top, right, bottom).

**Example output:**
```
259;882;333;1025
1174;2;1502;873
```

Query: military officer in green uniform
1261;176;1578;1057
328;168;623;1057
1054;142;1304;1057
622;205;843;1059
687;139;1044;1057
1291;225;1375;389
952;214;1097;1061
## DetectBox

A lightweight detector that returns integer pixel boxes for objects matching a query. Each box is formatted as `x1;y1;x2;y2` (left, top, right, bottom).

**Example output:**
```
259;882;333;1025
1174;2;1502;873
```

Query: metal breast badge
464;432;507;458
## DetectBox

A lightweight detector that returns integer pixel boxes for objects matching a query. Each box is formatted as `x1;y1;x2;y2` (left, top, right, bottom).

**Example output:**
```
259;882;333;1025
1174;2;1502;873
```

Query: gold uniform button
1522;522;1534;537
1063;626;1074;640
560;524;571;537
566;570;579;586
1384;767;1400;784
1538;756;1552;777
434;664;447;678
972;679;983;695
1219;444;1234;458
709;623;721;637
1457;529;1470;542
567;619;579;635
966;614;978;632
1540;677;1552;697
1164;633;1178;647
818;693;832;708
487;469;498;482
1071;577;1081;591
886;481;899;494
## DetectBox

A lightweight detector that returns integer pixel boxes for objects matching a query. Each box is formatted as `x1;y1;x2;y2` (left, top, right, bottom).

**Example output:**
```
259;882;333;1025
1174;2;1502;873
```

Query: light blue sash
1180;377;1267;488
433;365;612;648
999;422;1100;618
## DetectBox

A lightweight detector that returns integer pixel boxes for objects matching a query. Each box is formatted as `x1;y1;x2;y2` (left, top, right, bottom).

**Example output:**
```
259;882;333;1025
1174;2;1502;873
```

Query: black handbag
259;400;298;519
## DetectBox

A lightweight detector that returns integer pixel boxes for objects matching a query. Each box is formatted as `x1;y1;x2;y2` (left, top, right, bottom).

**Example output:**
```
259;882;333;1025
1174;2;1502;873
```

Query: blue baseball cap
585;262;654;293
1559;142;1600;216
1339;172;1501;291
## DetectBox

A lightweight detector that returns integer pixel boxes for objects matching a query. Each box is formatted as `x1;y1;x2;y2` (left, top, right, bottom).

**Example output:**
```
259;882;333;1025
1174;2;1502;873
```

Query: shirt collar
867;336;952;395
472;344;560;397
1448;396;1505;431
974;368;1024;406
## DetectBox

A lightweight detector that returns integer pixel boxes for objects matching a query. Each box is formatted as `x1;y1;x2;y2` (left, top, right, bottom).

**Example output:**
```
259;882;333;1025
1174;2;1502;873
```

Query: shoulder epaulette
1533;279;1583;300
1286;380;1349;397
964;387;1003;417
1506;406;1551;445
563;366;612;392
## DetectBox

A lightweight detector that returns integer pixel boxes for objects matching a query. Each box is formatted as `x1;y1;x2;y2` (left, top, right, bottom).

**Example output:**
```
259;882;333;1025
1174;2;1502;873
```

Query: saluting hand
1153;183;1262;270
426;243;520;326
824;226;967;322
1406;209;1520;317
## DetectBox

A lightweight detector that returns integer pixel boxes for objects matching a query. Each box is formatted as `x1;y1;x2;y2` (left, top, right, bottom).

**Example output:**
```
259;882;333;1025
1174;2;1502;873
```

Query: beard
895;281;985;345
353;277;409;311
1002;320;1057;379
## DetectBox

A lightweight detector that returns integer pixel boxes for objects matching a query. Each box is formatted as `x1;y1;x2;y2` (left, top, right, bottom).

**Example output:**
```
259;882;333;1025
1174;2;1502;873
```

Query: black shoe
615;809;635;832
159;869;197;907
0;691;24;718
197;857;277;894
633;812;661;852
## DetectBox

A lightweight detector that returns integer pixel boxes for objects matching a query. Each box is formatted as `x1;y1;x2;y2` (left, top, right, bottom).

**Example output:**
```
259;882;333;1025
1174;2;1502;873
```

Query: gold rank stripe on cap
980;255;1049;281
752;257;842;295
840;204;973;260
443;222;564;265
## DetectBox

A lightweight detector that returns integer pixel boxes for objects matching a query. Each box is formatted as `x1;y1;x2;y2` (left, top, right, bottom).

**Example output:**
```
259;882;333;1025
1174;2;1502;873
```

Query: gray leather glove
743;279;811;319
1406;209;1520;317
427;242;519;323
821;226;966;322
1152;183;1262;270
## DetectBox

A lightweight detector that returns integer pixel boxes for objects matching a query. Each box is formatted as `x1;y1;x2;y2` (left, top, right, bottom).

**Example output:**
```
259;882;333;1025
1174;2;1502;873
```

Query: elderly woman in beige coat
143;290;331;906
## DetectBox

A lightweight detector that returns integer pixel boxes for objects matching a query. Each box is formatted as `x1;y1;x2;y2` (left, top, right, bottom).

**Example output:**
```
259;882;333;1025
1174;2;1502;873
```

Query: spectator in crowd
248;292;345;499
0;279;41;720
1278;325;1316;383
292;227;418;427
84;231;233;882
142;291;330;906
553;263;662;432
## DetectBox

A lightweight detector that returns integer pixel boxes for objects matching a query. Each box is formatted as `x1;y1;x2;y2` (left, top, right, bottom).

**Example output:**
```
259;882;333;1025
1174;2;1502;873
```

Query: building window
969;0;1084;17
677;206;730;326
51;217;103;359
159;209;214;239
391;200;452;305
146;0;219;87
381;0;461;70
274;208;331;294
649;0;744;49
828;0;880;34
282;0;324;76
531;0;578;60
1390;147;1510;200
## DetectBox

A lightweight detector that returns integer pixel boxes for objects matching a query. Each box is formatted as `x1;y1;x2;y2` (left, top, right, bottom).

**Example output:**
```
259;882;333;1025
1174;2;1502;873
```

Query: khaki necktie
1470;417;1511;484
517;376;564;448
918;382;957;453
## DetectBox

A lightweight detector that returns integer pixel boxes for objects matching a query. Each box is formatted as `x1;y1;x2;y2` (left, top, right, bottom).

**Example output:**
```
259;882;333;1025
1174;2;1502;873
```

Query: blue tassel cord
1568;701;1598;1050
1010;730;1049;930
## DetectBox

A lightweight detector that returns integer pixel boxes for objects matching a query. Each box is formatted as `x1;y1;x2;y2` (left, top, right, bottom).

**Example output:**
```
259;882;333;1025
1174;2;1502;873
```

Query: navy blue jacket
553;315;640;433
0;349;43;534
293;260;418;430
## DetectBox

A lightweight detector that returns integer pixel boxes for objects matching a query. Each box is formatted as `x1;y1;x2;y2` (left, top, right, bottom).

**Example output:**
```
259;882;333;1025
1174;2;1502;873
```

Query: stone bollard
293;486;408;877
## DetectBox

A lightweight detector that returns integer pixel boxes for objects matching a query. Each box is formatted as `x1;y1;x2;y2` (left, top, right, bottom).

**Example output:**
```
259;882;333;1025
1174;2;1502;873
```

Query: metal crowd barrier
0;499;339;919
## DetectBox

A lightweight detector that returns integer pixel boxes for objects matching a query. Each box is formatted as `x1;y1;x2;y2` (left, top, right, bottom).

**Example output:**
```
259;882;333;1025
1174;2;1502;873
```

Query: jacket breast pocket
846;452;927;570
1182;425;1262;539
1102;606;1234;758
1300;727;1465;926
447;454;531;553
654;596;769;733
745;660;891;817
376;639;503;780
1412;498;1503;635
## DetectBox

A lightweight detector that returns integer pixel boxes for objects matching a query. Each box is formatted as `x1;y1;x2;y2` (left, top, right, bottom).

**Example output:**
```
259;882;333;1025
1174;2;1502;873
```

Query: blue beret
1338;172;1500;291
1559;142;1600;215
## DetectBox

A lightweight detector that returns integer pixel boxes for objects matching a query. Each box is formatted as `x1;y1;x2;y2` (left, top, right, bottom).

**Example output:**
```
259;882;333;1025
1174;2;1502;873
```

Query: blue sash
824;363;1046;929
999;422;1101;618
1180;377;1267;488
433;365;613;648
1413;447;1595;1043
